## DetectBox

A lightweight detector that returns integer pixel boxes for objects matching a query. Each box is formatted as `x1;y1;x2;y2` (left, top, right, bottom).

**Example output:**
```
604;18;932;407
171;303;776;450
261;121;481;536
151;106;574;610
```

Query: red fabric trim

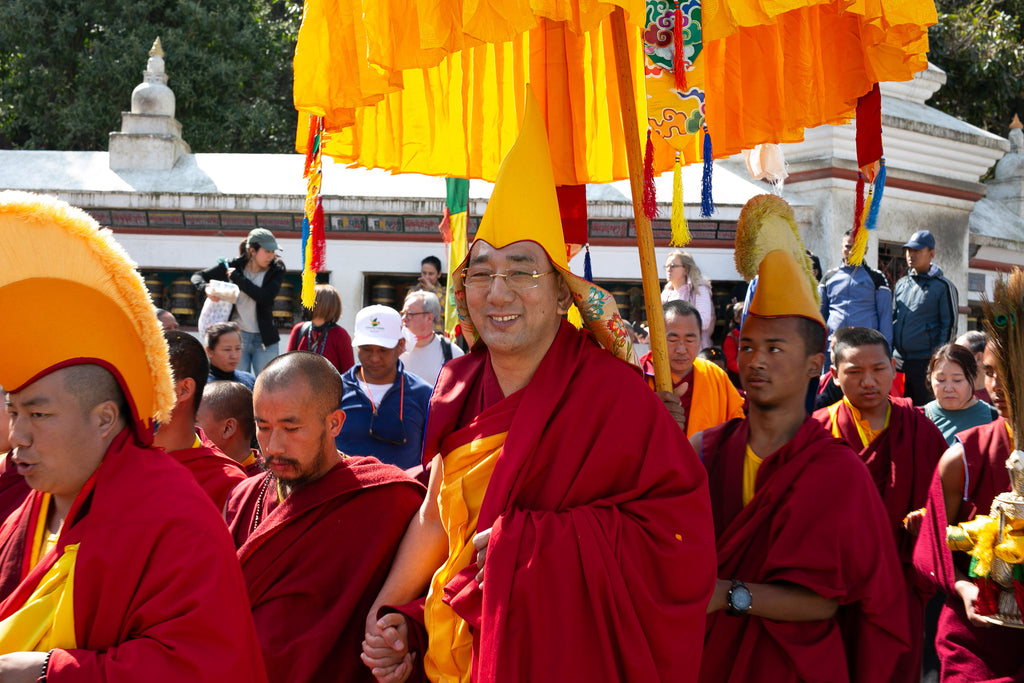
856;84;883;169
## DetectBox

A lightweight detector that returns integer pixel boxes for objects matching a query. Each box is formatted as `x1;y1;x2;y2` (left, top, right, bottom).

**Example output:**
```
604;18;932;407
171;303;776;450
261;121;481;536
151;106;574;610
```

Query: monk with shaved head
225;351;423;683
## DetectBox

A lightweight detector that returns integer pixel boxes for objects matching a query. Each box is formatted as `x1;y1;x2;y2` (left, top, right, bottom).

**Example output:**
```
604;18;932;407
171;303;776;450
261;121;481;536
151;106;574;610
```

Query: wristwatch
725;579;753;616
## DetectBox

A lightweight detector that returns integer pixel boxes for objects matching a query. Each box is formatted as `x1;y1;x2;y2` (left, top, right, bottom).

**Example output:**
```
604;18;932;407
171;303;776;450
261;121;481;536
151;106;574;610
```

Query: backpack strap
440;336;453;363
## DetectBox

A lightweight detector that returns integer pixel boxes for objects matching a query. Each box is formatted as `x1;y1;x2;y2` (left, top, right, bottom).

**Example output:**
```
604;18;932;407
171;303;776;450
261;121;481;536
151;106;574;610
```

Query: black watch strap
725;579;752;616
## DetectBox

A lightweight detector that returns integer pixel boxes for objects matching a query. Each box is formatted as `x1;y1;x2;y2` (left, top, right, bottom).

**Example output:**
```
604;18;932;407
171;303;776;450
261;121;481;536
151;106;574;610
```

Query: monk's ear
92;400;121;440
223;417;238;439
806;351;825;379
325;408;345;438
554;275;573;315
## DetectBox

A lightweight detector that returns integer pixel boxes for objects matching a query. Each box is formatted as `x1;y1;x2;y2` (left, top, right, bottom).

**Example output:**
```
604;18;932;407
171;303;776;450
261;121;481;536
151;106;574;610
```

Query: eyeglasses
665;264;683;270
401;311;431;320
369;410;407;445
462;268;555;290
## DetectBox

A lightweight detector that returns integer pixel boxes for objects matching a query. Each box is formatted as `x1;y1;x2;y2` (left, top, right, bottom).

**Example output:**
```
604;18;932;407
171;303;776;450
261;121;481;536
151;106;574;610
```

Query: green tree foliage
0;0;302;152
929;0;1024;134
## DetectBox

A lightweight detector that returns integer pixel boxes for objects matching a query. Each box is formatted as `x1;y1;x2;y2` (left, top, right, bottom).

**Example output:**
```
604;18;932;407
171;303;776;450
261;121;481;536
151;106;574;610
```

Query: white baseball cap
352;305;404;349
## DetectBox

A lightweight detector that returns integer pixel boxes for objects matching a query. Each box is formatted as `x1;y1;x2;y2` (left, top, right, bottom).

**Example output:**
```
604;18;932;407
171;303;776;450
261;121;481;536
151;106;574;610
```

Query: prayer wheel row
142;273;298;328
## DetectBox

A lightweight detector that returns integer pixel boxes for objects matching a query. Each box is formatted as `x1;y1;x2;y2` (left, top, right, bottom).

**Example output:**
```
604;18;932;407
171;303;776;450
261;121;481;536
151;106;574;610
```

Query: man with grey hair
399;290;464;387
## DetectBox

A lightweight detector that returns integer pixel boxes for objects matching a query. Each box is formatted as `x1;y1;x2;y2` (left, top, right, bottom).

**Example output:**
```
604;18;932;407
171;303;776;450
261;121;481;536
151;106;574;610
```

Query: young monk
812;326;947;681
694;195;909;683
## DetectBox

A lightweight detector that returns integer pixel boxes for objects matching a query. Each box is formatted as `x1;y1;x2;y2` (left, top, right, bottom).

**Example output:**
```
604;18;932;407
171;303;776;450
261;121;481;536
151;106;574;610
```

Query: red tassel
673;5;687;90
311;199;325;271
437;205;453;244
643;130;658;219
852;173;866;233
302;116;318;178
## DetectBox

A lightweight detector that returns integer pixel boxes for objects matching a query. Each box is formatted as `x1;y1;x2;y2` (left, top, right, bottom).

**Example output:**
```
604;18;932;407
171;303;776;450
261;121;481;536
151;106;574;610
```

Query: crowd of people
0;96;1020;683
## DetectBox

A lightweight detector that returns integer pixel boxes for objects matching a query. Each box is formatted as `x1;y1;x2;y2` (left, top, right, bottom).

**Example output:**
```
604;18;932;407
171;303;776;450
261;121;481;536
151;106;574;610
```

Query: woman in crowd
923;342;997;444
286;284;354;375
205;322;256;391
192;228;285;375
662;250;715;349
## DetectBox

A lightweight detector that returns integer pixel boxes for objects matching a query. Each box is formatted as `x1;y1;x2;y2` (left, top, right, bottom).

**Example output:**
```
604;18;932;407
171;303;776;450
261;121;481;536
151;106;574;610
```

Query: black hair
164;330;209;417
663;299;703;333
201;381;255;443
421;255;443;273
929;343;979;394
832;326;891;365
798;317;828;358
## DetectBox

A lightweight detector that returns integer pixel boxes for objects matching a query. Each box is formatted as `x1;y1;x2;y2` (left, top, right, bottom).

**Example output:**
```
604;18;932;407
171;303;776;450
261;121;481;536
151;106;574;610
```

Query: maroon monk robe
913;418;1024;681
700;417;910;683
415;320;716;682
0;455;29;526
163;428;247;510
226;457;423;683
812;397;946;683
0;428;267;680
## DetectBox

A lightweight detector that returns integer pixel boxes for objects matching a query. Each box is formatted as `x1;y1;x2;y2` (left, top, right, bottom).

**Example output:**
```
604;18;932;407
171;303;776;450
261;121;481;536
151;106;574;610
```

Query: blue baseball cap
902;230;935;250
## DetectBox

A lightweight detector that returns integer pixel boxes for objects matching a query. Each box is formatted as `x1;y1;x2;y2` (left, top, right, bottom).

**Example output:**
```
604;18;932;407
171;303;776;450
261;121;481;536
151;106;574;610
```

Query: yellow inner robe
0;494;78;653
423;432;506;683
827;397;891;448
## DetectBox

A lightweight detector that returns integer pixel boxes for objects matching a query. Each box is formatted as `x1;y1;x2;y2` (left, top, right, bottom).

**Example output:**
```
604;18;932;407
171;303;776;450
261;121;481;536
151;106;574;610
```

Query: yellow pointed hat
736;194;825;327
452;87;635;363
0;191;175;444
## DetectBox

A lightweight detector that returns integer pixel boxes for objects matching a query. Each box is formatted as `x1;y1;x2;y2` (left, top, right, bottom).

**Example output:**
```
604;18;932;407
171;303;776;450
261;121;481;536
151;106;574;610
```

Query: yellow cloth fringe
670;156;690;247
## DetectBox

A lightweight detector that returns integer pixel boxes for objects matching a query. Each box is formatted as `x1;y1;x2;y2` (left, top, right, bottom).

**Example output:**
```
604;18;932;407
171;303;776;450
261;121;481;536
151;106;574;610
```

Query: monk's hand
707;578;731;614
473;527;492;586
656;386;688;432
362;612;413;683
954;579;990;628
903;508;925;536
0;651;49;683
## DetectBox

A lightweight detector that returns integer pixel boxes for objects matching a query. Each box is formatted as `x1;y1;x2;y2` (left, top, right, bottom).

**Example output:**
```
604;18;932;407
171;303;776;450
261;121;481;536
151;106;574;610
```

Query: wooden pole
609;7;671;393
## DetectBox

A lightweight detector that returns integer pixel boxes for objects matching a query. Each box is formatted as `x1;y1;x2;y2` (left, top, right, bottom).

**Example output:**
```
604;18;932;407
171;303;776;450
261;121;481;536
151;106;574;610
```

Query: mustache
263;456;300;467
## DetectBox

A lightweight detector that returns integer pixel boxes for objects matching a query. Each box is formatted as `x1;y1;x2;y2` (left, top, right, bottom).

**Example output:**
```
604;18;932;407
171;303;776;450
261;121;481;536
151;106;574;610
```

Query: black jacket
191;256;285;347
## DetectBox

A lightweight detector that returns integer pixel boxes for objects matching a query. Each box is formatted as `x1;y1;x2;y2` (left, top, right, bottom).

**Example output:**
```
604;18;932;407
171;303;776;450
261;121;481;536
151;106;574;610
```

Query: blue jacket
892;265;958;360
819;263;893;346
335;361;432;470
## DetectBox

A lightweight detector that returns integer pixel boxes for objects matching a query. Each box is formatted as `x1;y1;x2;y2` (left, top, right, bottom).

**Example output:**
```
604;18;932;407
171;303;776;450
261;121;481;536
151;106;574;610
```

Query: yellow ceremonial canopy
293;0;937;178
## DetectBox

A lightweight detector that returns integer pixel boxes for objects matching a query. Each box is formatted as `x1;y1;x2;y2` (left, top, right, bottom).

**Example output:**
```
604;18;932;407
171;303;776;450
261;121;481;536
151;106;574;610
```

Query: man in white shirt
399;291;464;387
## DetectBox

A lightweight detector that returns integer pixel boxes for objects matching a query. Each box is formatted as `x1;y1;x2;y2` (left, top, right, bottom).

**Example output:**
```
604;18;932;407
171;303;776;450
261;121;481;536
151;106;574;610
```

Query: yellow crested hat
736;194;825;328
0;191;175;444
452;87;635;363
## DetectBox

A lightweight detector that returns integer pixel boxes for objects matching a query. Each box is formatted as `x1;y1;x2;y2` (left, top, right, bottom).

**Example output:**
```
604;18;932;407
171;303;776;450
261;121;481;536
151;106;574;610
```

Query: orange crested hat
451;87;635;363
0;191;175;444
735;194;825;328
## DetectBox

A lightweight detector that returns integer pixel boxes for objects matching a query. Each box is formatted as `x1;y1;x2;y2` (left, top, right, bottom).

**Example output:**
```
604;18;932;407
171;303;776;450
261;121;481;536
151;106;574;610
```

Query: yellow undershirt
424;432;505;683
743;445;764;507
0;494;78;653
829;397;891;448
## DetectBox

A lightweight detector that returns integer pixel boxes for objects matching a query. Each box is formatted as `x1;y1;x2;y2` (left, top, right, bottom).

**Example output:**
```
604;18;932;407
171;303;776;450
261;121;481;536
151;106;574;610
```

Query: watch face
731;585;752;612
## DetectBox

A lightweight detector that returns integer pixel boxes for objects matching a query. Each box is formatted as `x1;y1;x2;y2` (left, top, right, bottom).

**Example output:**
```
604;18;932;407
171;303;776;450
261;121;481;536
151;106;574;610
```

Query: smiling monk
694;196;909;683
811;326;946;681
359;89;716;683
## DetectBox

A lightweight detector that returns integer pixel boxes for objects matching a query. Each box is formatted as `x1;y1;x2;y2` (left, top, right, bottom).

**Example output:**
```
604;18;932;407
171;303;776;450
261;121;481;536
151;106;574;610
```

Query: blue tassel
864;159;886;232
701;125;715;217
583;244;594;283
300;215;310;267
